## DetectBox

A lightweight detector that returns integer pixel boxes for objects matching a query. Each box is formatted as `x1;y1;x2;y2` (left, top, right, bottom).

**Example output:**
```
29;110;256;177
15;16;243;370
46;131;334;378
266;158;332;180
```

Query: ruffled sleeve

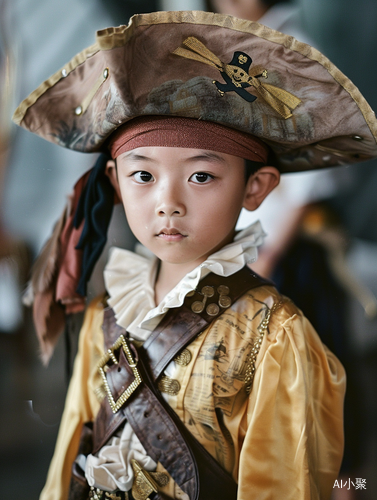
39;298;105;500
237;305;346;500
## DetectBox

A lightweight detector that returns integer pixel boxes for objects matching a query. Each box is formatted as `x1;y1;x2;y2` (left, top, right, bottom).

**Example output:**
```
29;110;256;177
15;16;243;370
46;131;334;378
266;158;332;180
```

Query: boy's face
109;146;279;270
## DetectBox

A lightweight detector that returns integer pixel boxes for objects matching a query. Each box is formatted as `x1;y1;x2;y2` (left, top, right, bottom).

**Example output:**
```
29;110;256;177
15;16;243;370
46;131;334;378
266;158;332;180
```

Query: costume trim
72;267;271;500
12;43;99;126
244;299;284;393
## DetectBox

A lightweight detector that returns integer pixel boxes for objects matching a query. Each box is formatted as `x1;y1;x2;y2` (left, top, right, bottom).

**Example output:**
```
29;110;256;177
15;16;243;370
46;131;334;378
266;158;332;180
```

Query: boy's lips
156;228;187;241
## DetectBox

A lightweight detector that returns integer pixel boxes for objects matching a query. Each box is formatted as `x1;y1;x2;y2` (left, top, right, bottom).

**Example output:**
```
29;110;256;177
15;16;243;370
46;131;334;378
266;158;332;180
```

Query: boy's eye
133;171;154;183
189;172;214;184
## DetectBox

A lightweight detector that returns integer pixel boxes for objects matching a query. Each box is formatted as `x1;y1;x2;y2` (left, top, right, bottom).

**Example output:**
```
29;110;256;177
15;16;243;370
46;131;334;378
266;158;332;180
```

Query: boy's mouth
157;228;187;241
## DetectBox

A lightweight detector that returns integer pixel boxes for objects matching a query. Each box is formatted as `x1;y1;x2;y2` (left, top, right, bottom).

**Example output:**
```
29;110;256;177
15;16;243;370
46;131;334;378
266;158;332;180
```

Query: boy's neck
153;229;239;305
154;260;202;306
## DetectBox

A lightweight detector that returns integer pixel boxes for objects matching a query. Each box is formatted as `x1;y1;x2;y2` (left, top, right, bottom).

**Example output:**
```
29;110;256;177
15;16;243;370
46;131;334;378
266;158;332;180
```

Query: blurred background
0;0;376;498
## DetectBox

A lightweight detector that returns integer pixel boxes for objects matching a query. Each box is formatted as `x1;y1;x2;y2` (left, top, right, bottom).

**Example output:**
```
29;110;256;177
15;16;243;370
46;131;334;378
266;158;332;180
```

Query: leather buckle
98;335;142;414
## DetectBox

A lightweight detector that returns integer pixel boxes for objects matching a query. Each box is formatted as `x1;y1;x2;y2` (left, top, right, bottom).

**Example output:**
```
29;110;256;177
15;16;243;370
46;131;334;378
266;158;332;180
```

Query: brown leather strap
121;360;199;499
142;266;270;380
94;337;238;500
93;345;199;498
101;266;270;379
93;266;270;499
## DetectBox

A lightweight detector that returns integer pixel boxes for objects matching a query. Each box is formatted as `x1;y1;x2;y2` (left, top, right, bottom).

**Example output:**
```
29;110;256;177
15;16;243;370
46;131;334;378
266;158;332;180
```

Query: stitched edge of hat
12;10;377;142
12;43;99;125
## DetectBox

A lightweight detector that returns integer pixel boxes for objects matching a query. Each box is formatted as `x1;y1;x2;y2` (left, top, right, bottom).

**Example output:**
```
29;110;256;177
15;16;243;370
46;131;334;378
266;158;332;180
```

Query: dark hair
244;144;278;182
244;159;263;182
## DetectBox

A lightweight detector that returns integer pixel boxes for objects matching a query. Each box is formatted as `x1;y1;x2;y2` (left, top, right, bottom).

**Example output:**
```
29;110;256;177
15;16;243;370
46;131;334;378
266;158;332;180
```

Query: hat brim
13;10;377;172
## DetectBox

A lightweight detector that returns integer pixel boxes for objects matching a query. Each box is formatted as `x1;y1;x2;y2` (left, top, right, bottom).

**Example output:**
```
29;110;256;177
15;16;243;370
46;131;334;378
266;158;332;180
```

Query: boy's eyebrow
184;151;227;164
121;151;157;162
121;150;228;164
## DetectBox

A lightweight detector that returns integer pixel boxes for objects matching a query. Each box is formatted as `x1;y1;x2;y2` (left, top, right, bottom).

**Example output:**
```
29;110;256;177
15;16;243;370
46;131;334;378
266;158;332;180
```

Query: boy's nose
155;189;186;217
156;202;186;217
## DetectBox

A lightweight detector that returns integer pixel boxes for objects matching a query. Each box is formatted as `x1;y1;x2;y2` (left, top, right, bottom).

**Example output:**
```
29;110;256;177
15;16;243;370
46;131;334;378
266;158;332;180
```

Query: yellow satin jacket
40;284;345;500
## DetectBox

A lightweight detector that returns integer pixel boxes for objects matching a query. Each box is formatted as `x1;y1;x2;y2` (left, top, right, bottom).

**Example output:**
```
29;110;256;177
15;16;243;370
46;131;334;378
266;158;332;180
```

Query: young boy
13;10;377;500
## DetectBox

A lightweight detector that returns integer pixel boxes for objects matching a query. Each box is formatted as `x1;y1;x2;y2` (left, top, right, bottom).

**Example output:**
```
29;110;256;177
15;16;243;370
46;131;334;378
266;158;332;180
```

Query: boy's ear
243;166;280;211
105;159;122;201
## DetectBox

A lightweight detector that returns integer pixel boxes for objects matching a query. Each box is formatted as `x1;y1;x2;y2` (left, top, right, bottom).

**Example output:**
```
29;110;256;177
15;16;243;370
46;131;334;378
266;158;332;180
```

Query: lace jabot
104;221;265;341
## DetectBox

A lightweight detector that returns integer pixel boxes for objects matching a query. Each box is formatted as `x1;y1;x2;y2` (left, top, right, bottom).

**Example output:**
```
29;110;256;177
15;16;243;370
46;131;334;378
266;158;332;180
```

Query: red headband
108;116;269;163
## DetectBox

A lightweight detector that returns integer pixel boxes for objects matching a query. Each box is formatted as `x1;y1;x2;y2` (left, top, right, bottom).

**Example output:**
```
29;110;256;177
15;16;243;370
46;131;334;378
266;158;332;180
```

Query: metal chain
244;300;283;394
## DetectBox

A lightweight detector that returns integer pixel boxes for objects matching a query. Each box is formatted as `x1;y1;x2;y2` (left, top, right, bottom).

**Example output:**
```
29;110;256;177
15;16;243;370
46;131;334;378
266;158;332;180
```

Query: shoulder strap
93;266;271;499
103;265;271;380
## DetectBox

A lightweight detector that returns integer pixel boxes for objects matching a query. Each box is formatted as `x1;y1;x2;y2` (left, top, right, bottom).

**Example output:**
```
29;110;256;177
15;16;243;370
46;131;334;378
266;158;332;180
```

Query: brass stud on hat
73;68;110;116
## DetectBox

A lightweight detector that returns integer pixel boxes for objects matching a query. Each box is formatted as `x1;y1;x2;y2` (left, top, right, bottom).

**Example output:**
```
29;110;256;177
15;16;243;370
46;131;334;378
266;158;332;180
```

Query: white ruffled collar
104;221;265;341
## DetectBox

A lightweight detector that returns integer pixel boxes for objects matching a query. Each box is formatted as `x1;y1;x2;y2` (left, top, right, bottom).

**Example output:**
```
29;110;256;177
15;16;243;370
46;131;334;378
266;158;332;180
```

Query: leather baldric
92;266;270;500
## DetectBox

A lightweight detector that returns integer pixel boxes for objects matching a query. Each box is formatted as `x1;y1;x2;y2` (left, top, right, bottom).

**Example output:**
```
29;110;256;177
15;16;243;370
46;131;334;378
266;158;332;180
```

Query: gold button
158;376;181;395
192;301;204;313
217;285;230;295
175;349;192;366
206;303;220;316
219;295;232;308
202;286;215;297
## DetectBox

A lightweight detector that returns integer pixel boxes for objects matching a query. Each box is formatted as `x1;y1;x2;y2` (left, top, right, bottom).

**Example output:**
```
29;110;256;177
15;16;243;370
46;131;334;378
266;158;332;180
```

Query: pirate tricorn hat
12;11;377;363
13;10;377;173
